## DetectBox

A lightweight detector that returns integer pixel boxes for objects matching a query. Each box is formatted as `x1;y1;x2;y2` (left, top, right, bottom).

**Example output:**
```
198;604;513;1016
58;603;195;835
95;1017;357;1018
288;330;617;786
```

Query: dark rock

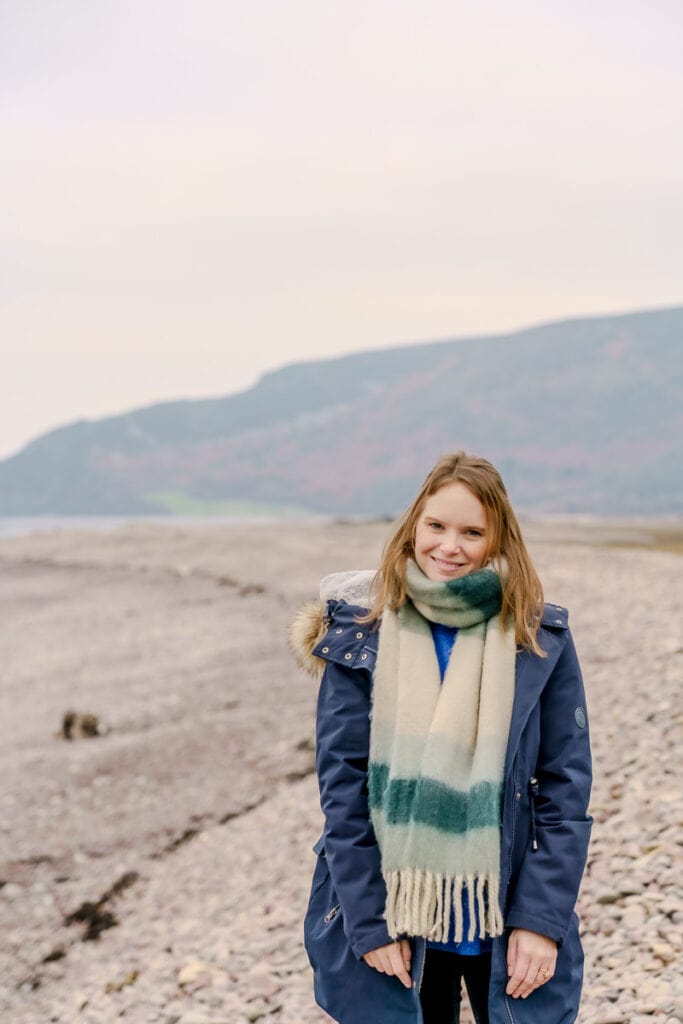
64;901;118;941
59;710;101;740
41;947;67;963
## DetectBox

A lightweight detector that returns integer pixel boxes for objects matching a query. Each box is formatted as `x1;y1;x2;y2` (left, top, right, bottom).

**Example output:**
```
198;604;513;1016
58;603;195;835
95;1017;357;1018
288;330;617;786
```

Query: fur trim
289;600;328;677
290;570;376;678
320;569;375;607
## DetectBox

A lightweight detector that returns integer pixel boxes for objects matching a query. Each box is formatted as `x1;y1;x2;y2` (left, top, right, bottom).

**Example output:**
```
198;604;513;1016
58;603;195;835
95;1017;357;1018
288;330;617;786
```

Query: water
0;515;314;539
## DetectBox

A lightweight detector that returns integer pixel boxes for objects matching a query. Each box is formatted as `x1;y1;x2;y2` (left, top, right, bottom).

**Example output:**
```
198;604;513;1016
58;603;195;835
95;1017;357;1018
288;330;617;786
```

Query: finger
366;952;384;973
533;963;554;989
506;931;518;978
399;938;412;972
518;958;543;998
506;948;531;997
372;950;394;975
526;958;555;995
387;946;412;988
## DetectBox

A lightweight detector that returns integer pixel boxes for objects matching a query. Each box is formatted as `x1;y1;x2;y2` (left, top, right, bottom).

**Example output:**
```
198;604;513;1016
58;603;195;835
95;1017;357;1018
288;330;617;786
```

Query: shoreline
2;513;682;554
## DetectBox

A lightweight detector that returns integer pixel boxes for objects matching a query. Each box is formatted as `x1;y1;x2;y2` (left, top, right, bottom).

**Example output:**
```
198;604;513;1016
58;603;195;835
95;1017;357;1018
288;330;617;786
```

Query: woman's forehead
422;482;487;523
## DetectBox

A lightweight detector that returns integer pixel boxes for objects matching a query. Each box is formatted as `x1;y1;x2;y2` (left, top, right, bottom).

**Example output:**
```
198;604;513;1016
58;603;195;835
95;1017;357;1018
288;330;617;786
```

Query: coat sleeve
505;629;593;945
315;649;393;958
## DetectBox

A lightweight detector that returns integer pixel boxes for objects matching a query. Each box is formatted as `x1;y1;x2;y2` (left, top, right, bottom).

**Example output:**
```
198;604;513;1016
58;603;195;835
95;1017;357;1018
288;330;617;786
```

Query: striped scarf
368;560;516;942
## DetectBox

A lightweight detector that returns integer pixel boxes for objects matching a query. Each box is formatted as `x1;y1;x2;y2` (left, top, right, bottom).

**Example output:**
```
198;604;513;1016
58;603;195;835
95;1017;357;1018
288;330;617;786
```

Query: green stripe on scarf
368;560;517;943
368;767;502;832
411;567;504;627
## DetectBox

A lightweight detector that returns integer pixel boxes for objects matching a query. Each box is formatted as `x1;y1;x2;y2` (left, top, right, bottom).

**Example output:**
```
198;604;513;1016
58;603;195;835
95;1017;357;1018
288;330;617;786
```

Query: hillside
1;306;681;515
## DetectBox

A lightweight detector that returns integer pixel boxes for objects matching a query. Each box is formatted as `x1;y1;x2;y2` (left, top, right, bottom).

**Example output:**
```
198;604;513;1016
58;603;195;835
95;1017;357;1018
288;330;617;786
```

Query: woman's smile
430;556;468;573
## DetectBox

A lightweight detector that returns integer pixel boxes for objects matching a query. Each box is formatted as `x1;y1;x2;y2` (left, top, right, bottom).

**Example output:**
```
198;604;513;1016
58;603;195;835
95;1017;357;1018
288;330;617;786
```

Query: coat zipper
508;771;520;882
503;773;539;1024
529;776;539;851
411;938;426;1024
505;770;520;1024
324;904;340;923
416;940;426;992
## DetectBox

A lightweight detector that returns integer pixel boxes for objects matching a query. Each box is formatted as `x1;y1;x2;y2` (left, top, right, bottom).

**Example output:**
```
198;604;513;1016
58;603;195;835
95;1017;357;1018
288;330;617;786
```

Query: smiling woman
414;482;490;581
291;450;593;1024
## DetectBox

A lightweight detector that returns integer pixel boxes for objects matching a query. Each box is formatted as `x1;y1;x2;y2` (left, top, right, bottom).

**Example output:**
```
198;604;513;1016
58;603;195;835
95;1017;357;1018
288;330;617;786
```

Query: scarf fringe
385;869;503;943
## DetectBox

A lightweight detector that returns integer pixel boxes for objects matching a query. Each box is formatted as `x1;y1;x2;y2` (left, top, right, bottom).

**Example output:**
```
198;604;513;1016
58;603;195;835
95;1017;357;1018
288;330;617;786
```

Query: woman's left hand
505;928;557;998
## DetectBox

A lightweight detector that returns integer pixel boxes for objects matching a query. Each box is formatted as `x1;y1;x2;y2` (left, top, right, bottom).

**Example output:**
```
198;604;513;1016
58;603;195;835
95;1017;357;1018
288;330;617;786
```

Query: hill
1;306;681;515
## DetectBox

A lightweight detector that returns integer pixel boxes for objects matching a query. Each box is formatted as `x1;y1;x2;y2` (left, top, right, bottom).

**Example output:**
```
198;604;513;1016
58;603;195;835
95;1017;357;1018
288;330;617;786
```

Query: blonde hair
364;451;545;655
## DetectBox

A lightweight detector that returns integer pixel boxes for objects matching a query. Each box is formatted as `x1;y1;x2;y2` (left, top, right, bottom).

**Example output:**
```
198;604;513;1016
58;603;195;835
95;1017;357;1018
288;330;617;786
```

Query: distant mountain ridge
2;306;682;516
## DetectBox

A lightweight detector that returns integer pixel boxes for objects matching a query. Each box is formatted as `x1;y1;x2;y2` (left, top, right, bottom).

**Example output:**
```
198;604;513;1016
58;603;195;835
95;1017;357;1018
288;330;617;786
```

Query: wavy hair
363;451;545;655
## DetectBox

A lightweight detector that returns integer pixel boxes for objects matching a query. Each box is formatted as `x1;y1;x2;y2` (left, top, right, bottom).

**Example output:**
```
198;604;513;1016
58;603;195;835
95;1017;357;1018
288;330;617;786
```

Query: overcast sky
2;0;682;459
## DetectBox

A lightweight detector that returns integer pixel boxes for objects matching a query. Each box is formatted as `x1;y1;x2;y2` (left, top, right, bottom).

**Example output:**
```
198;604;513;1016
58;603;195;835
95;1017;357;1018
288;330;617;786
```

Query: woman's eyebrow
423;514;486;529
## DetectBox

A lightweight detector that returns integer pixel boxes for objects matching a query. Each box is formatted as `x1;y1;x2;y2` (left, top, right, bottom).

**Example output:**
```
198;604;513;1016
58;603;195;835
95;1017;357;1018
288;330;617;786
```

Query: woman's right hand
363;939;412;988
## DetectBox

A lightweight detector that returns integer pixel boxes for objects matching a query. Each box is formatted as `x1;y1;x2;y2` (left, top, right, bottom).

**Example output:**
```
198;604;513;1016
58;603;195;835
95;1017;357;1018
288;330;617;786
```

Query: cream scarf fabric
368;560;517;942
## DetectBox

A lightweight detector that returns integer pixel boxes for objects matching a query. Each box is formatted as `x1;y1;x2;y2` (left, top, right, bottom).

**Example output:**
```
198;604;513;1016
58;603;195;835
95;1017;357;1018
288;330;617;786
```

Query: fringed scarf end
385;869;503;943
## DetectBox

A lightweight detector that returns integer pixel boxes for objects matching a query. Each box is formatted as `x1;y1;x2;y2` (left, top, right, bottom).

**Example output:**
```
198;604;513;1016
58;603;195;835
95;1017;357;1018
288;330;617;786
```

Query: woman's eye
427;522;442;530
467;529;483;537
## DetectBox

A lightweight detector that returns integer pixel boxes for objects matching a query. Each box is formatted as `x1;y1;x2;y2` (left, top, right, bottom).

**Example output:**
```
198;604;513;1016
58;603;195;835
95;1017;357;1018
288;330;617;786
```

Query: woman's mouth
431;556;466;571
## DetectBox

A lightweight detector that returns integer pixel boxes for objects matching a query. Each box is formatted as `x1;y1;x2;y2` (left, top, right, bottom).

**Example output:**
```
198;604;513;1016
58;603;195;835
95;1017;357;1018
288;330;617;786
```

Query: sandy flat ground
0;521;681;1024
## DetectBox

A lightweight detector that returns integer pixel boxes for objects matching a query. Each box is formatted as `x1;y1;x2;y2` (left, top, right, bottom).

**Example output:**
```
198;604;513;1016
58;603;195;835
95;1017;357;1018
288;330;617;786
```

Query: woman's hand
363;938;412;988
505;928;557;998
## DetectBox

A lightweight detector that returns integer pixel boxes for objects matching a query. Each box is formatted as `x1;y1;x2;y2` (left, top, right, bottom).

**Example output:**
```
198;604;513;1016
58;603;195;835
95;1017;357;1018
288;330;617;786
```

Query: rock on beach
0;520;681;1024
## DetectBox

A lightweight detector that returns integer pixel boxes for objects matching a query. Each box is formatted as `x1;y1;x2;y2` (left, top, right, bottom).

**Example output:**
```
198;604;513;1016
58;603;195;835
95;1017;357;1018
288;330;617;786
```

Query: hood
289;569;376;677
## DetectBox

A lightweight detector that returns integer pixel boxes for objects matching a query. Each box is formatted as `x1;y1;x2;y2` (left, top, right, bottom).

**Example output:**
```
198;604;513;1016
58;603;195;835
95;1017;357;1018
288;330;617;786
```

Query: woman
291;452;592;1024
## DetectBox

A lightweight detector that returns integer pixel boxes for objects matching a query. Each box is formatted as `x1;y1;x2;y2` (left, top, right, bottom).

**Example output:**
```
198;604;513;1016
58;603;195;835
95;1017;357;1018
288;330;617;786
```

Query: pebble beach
0;520;681;1024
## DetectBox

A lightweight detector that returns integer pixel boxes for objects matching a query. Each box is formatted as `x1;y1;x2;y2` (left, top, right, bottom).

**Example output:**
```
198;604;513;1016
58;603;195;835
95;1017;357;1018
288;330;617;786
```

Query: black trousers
419;949;491;1024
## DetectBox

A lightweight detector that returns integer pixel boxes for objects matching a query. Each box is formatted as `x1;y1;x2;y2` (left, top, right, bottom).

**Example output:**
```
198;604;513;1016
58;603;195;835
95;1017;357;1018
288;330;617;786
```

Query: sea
0;516;287;540
1;513;678;543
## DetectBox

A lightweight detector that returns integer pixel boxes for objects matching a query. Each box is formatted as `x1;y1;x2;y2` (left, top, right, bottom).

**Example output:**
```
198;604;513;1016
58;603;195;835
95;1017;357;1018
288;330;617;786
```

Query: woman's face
413;481;490;582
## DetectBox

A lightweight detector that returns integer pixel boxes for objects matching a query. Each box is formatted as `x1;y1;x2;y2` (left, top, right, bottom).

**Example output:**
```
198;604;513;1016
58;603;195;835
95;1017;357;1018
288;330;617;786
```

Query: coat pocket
303;837;338;970
302;841;417;1024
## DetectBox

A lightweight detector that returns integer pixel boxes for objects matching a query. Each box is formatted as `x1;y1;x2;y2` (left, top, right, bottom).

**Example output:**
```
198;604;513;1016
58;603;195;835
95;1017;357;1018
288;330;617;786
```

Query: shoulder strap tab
541;603;569;629
313;599;378;673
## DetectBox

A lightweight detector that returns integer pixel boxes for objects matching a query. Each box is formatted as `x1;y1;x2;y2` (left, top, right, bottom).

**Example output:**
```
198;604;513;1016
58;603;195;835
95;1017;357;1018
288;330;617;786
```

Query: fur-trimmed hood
289;570;375;677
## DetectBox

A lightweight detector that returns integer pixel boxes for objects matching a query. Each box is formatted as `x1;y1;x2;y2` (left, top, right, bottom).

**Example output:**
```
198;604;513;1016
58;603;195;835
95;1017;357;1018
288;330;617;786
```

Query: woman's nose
440;533;461;553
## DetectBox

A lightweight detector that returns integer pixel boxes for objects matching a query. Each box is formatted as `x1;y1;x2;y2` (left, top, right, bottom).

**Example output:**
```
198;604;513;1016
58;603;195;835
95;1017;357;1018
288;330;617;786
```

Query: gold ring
537;968;550;978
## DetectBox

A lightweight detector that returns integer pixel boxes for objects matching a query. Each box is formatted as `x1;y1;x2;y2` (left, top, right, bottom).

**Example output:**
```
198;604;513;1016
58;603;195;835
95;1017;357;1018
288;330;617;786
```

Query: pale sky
2;0;682;459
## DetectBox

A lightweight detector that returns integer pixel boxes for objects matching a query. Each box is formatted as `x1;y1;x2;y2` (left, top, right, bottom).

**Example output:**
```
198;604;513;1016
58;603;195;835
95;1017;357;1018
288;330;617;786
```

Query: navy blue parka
300;596;592;1024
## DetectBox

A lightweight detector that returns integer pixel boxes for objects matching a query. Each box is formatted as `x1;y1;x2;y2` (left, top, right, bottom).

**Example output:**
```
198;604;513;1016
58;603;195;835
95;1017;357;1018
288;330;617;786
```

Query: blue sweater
425;621;493;957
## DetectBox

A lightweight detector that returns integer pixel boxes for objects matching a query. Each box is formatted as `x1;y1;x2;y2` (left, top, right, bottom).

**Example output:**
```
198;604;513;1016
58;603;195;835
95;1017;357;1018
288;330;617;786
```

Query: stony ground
0;521;681;1024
